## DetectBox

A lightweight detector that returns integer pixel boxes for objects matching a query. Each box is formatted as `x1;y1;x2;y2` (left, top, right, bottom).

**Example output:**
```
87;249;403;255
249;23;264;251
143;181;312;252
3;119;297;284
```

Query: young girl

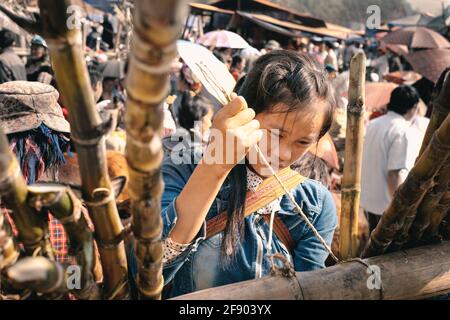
161;50;337;298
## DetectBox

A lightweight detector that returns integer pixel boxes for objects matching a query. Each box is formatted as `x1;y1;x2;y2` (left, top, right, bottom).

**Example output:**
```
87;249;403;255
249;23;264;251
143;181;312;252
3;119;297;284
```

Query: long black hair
221;50;335;261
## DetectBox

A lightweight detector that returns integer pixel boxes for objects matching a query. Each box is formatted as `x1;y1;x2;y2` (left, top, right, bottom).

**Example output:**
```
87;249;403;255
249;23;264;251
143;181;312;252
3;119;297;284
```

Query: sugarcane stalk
417;69;450;158
27;185;100;299
361;113;450;258
423;189;450;240
0;211;19;270
339;52;366;259
408;159;450;243
0;128;48;256
36;0;129;299
440;209;450;239
5;256;68;298
388;72;450;251
125;0;188;299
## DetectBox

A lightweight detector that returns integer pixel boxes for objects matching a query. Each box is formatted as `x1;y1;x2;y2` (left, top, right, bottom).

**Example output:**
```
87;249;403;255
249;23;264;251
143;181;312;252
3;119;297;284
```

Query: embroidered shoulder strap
205;167;306;254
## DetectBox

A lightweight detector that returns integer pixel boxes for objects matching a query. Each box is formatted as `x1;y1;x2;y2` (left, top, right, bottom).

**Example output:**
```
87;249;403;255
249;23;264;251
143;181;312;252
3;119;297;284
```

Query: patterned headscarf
8;124;71;184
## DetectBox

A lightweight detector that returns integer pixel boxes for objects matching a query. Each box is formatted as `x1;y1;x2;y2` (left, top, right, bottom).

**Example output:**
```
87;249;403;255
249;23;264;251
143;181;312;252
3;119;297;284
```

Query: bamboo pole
0;128;47;256
172;241;450;300
362;113;450;258
125;0;188;300
36;0;129;299
339;52;366;259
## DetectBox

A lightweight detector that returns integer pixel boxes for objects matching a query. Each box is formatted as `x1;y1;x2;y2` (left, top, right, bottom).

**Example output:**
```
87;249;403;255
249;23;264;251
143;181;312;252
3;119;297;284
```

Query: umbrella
388;13;435;28
381;26;450;49
197;30;250;49
177;40;236;105
404;48;450;83
383;71;422;85
0;10;28;38
101;60;126;79
342;82;398;112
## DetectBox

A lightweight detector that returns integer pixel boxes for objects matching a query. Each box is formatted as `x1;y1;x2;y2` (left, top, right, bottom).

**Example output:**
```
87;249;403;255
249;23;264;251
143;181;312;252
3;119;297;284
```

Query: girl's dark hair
222;50;335;262
178;92;210;130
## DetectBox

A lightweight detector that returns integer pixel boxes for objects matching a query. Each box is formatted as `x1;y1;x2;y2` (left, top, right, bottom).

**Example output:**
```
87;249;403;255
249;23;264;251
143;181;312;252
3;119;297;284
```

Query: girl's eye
298;140;312;147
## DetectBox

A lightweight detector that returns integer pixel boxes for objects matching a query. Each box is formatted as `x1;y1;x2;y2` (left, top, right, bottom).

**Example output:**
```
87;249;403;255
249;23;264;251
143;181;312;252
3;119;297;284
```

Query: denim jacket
160;153;337;298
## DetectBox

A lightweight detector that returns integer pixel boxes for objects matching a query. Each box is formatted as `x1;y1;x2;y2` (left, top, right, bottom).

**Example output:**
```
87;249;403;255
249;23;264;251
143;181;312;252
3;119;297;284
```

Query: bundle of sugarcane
33;0;130;299
361;69;450;258
125;0;188;300
0;0;131;299
0;126;100;299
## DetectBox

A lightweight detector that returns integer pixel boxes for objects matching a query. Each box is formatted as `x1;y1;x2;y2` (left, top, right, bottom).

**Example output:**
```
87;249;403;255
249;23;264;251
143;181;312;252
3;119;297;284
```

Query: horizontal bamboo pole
172;241;450;300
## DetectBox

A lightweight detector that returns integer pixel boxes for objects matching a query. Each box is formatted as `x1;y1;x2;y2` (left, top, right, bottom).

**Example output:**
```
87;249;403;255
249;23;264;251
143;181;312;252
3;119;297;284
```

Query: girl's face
249;101;327;177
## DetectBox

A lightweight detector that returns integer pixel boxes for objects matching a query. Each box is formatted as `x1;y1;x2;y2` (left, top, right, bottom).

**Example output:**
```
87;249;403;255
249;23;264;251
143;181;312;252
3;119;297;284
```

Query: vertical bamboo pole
339;52;366;259
125;0;188;299
37;0;129;299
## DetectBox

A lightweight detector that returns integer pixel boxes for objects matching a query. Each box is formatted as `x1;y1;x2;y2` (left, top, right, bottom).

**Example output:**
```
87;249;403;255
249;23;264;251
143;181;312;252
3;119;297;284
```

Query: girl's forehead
257;101;328;133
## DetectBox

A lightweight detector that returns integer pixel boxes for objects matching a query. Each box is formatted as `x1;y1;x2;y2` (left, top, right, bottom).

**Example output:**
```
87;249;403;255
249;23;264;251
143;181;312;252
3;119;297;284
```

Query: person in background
343;41;364;70
162;92;213;158
361;85;420;233
325;64;338;80
324;41;338;71
370;46;389;80
230;54;246;81
313;40;328;65
262;39;281;54
0;29;26;83
26;35;55;85
0;81;72;262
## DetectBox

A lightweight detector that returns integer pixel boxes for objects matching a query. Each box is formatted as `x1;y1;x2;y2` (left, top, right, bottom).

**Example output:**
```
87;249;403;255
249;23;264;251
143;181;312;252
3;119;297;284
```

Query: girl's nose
278;143;292;164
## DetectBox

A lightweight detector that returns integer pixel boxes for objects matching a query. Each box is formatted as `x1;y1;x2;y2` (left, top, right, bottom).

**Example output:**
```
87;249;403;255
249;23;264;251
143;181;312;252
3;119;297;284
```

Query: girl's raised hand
202;93;263;173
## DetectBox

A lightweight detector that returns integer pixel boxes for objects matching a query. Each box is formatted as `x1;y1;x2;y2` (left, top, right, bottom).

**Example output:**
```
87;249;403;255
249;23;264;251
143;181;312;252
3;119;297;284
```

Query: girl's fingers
239;119;260;133
228;108;256;127
220;95;248;118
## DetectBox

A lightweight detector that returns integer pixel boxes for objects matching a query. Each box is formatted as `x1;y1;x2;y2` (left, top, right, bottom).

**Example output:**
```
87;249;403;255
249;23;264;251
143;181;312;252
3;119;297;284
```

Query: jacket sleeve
160;161;206;284
293;186;337;271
